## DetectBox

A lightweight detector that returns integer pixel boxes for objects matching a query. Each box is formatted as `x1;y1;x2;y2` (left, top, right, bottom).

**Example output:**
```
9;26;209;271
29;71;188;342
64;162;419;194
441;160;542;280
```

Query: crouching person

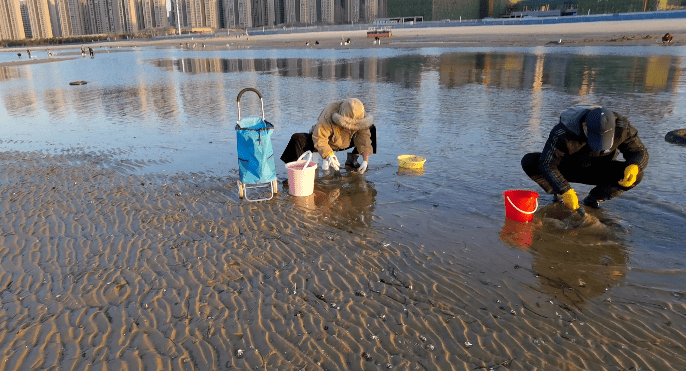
280;98;376;173
521;106;648;210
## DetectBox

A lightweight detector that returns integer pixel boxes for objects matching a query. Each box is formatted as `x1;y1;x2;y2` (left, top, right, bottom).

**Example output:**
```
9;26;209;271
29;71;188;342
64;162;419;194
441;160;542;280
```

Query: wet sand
2;18;686;370
1;148;685;370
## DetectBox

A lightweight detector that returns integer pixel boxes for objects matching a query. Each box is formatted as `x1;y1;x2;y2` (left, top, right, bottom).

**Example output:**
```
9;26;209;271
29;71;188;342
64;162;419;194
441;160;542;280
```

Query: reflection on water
396;166;424;177
500;203;629;308
3;51;682;125
150;52;683;96
0;66;23;82
291;173;377;231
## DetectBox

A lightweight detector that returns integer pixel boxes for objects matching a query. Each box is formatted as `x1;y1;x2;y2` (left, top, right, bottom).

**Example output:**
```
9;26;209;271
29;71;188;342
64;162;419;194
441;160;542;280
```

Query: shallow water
1;44;686;369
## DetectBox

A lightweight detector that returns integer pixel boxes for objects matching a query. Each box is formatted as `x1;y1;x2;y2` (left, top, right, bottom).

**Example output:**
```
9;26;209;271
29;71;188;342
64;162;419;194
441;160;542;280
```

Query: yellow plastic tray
398;155;426;169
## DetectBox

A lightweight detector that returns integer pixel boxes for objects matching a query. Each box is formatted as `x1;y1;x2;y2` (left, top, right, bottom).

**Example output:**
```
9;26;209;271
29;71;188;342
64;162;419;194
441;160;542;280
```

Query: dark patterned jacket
539;106;649;194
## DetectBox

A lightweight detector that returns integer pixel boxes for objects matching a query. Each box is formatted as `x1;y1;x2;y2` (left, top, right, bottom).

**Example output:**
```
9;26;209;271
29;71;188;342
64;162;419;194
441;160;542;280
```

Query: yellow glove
618;164;639;187
562;189;579;210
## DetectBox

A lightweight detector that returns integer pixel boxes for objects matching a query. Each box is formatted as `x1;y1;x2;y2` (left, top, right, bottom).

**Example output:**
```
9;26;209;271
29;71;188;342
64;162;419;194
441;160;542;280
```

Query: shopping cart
235;88;277;201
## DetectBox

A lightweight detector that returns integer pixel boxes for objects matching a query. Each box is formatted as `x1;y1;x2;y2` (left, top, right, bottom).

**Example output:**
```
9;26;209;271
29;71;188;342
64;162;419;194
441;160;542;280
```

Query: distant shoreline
1;18;684;64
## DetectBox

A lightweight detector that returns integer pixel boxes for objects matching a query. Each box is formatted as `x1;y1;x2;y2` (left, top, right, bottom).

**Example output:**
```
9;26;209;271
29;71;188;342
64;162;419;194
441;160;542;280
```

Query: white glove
321;156;330;171
326;154;340;171
357;160;368;174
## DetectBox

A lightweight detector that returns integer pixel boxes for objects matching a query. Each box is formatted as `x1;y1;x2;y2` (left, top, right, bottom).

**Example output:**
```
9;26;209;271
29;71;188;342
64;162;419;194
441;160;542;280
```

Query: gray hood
559;105;601;136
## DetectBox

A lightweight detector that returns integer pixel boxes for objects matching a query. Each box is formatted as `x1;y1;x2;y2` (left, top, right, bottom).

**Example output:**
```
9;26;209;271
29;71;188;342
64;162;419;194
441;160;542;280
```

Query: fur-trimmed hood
318;99;374;131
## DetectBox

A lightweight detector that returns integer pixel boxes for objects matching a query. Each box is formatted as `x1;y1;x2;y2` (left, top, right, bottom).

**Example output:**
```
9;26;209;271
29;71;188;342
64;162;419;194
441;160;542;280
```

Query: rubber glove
562;189;580;210
618;164;639;187
326;154;340;171
357;160;368;174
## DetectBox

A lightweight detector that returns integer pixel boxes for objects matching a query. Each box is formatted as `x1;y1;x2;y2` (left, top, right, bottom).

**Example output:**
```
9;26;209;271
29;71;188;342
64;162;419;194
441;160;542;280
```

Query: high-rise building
266;0;277;26
237;0;252;27
118;0;142;33
5;0;391;40
46;0;72;37
20;1;33;37
386;0;489;20
251;0;267;26
282;0;296;23
300;0;315;24
0;0;26;40
21;0;55;38
344;0;359;23
320;0;333;23
361;0;378;22
53;0;85;37
141;0;169;29
184;0;201;27
332;0;363;24
202;0;221;28
274;0;284;24
222;0;236;27
179;0;219;28
377;0;386;17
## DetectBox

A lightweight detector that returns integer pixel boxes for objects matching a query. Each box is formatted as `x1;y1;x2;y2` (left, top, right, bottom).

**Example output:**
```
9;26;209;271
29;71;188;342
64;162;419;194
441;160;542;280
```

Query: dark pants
521;152;644;200
280;125;377;164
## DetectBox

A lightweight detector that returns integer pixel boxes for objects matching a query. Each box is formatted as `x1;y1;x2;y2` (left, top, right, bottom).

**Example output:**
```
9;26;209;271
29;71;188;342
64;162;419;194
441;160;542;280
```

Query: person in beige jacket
280;98;376;173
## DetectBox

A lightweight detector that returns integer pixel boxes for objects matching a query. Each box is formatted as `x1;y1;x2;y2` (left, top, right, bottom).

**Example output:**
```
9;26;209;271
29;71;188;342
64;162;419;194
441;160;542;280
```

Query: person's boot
583;194;604;209
345;153;360;169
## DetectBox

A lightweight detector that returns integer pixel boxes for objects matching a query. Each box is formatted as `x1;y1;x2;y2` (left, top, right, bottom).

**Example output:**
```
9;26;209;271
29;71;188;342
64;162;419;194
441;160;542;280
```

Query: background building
1;0;27;40
142;0;170;29
578;0;681;14
386;0;510;21
3;0;685;41
222;0;253;28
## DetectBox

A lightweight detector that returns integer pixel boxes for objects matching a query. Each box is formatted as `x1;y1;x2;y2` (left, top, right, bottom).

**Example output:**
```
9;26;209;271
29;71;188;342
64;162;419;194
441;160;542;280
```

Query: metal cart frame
235;88;278;201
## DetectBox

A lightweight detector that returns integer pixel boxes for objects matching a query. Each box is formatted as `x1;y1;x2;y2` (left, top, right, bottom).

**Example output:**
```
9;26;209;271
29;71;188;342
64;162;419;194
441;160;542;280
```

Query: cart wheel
271;180;278;194
237;180;244;198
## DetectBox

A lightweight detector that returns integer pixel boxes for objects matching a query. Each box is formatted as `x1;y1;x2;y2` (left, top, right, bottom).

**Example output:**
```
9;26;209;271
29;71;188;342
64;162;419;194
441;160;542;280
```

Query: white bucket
286;151;318;197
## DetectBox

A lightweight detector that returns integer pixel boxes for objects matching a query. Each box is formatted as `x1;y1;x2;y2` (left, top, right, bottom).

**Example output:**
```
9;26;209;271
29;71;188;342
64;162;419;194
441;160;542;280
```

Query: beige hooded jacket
310;98;374;160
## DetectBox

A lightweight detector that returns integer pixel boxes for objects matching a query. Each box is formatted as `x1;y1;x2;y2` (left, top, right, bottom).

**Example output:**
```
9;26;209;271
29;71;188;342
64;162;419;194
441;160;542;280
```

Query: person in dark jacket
521;106;649;210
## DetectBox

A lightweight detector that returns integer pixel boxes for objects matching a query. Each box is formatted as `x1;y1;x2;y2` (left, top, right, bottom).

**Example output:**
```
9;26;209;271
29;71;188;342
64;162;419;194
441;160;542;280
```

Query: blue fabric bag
236;116;276;184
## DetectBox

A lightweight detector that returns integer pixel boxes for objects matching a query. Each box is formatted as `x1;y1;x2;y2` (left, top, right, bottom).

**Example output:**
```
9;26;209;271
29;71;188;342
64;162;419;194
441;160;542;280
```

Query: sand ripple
0;150;684;370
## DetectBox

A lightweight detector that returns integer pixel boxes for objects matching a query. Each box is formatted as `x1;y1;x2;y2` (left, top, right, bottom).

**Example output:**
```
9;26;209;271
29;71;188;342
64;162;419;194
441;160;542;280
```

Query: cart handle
237;88;265;122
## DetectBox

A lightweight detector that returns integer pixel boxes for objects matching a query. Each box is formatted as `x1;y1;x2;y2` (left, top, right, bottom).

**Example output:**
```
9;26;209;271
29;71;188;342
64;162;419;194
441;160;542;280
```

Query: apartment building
178;0;221;28
142;0;169;29
4;0;389;40
0;0;26;40
47;0;74;37
320;0;334;23
27;0;55;38
361;0;379;22
300;0;316;24
20;1;33;37
184;0;204;27
223;0;255;28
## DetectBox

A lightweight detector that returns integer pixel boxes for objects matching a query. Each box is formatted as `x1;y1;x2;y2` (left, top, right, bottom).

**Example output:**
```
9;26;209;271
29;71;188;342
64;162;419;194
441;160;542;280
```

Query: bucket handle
297;151;313;170
506;196;538;215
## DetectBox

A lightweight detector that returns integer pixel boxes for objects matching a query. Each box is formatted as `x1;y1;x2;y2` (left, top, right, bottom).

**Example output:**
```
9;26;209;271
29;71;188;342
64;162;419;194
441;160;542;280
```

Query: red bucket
503;190;539;222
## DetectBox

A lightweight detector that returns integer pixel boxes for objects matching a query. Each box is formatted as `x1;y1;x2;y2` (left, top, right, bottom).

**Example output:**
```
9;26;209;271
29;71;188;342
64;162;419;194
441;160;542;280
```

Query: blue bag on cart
236;116;276;184
234;87;277;201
